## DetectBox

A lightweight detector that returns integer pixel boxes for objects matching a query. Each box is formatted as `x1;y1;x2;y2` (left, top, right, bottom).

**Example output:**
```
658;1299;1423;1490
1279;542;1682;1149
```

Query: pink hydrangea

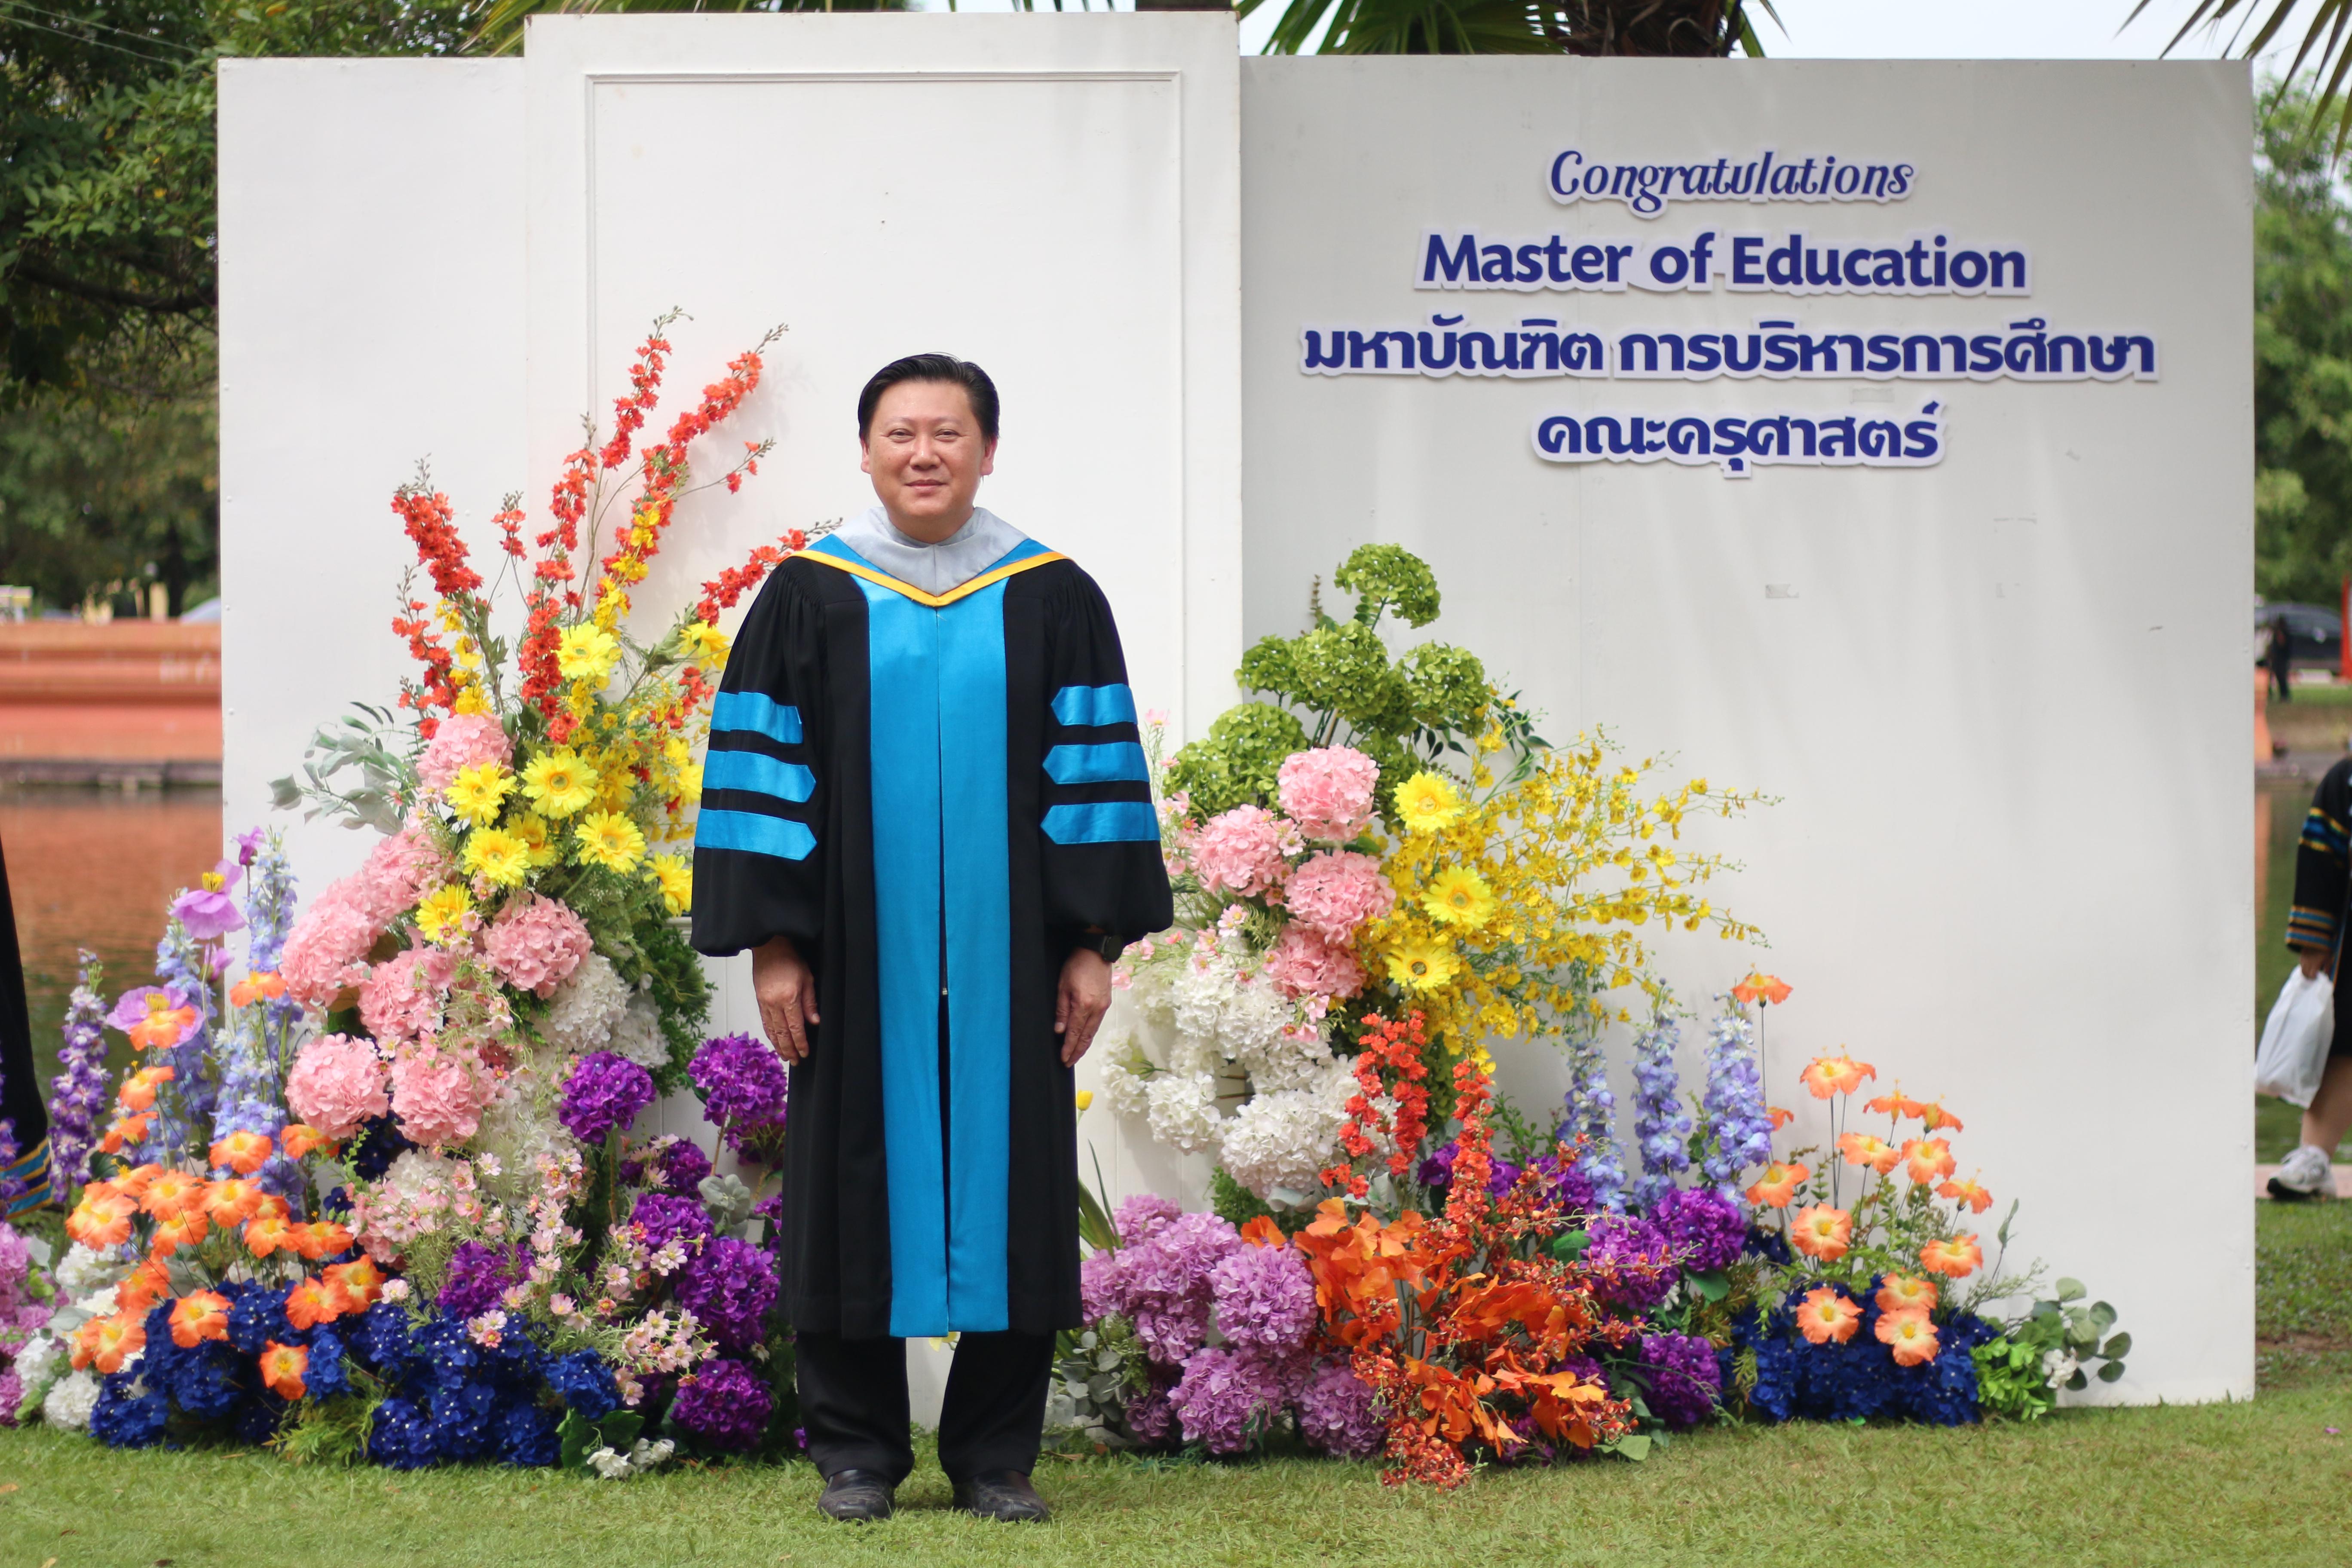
1262;927;1365;1001
351;824;447;926
1187;805;1292;898
389;1048;492;1148
482;895;593;999
1283;851;1395;942
286;1032;391;1138
1276;747;1378;844
280;886;380;1009
358;946;456;1043
416;712;513;792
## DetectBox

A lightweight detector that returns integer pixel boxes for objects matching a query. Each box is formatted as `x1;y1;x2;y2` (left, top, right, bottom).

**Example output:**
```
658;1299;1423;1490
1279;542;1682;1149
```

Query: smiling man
691;353;1171;1523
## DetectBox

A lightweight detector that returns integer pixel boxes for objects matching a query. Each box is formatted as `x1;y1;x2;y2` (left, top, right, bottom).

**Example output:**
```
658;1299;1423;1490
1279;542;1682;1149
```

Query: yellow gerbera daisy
678;622;730;663
650;853;692;916
1384;935;1461;994
461;827;531;888
573;809;647;874
443;761;515;826
1424;866;1496;930
1393;771;1464;834
521;748;597;818
555;623;622;683
512;814;562;869
413;885;475;946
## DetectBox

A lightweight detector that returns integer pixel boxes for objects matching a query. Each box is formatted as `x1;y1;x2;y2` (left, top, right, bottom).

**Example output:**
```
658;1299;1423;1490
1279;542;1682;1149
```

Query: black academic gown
690;533;1171;1340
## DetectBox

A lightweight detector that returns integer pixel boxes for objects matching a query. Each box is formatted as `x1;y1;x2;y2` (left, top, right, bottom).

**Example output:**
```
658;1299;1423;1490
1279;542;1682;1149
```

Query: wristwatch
1078;929;1127;964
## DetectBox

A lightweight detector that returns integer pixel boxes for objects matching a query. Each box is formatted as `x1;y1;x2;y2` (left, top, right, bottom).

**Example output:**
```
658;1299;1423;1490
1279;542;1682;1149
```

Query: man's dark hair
857;353;1000;443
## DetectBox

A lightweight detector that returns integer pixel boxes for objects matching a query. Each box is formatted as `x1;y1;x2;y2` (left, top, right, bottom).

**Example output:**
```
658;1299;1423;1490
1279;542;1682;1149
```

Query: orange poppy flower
1789;1203;1853;1262
243;1211;295;1258
278;1124;331;1160
1875;1273;1939;1315
208;1130;274;1176
229;971;288;1008
1901;1137;1957;1185
1838;1133;1901;1175
117;1065;177;1113
169;1290;233;1348
86;1311;147;1375
202;1179;266;1228
1767;1106;1795;1130
1732;972;1793;1006
1917;1100;1964;1133
117;1258;171;1316
65;1189;136;1249
99;1115;153;1155
151;1209;210;1256
1875;1308;1941;1366
258;1341;310;1401
141;1170;209;1220
285;1277;342;1331
291;1220;355;1262
1920;1234;1984;1279
1744;1161;1809;1208
1937;1177;1994;1214
1239;1215;1285;1250
114;1163;165;1198
1795;1286;1861;1344
249;1192;292;1224
322;1257;387;1315
126;990;201;1051
1798;1052;1877;1099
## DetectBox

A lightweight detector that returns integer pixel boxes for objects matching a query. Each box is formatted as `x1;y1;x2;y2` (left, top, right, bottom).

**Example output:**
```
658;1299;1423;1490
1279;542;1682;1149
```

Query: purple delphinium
1080;1210;1240;1366
670;1357;774;1452
154;919;221;1144
631;1192;714;1257
0;1121;20;1209
1207;1242;1317;1356
1652;1185;1746;1274
438;1241;529;1318
674;1236;778;1352
1562;1032;1627;1212
559;1052;656;1144
212;836;306;1194
1628;1009;1692;1211
1697;999;1774;1195
48;950;110;1186
1295;1360;1385;1458
1638;1331;1723;1430
1586;1213;1677;1314
1168;1345;1303;1455
688;1033;788;1161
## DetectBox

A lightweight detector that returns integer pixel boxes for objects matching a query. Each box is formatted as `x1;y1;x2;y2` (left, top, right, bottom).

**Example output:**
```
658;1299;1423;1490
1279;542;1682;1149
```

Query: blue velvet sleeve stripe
1043;801;1159;845
711;690;803;745
1050;683;1137;728
1043;741;1149;787
695;809;817;861
704;748;816;803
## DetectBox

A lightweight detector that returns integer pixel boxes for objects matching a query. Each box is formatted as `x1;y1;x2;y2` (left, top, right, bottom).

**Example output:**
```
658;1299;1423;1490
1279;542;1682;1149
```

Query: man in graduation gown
692;354;1171;1522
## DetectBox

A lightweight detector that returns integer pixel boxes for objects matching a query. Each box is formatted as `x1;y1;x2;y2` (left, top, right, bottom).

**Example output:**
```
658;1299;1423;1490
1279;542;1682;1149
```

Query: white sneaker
2268;1143;2338;1201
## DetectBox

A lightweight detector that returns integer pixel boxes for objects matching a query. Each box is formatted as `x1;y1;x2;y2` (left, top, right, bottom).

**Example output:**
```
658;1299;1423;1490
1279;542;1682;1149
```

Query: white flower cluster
41;1369;100;1432
607;992;668;1070
1099;922;1350;1203
586;1437;676;1478
546;953;631;1056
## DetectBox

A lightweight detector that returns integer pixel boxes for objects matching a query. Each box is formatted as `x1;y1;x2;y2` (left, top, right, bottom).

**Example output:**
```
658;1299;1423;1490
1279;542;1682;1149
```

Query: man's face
860;379;996;539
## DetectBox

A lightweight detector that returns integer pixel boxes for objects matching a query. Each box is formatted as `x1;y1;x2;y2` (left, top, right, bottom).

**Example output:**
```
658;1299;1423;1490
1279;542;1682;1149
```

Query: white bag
2256;966;2335;1108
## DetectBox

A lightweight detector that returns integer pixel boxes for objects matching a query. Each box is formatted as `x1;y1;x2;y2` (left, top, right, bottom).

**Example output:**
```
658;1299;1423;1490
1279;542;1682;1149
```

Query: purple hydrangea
1638;1331;1723;1430
674;1236;778;1352
1296;1360;1385;1458
1652;1185;1746;1273
670;1357;774;1452
1080;1210;1240;1366
1529;1154;1598;1215
631;1192;714;1257
1416;1141;1458;1191
1586;1213;1677;1314
621;1135;713;1197
1207;1242;1317;1356
438;1240;529;1318
689;1033;789;1158
559;1051;655;1144
1114;1193;1182;1246
1168;1345;1303;1455
1126;1372;1180;1446
1629;1010;1692;1210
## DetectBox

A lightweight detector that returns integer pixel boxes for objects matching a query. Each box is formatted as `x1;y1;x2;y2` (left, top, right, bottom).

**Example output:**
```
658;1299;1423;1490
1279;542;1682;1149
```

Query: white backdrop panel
1240;57;2252;1403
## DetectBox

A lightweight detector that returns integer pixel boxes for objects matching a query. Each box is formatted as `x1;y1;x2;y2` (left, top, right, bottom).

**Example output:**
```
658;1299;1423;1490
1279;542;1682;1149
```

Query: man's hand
2302;944;2332;983
753;935;820;1063
1056;946;1113;1067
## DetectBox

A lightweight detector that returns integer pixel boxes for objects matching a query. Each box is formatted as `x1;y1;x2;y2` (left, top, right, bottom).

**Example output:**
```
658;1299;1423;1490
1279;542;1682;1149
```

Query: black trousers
796;1328;1055;1485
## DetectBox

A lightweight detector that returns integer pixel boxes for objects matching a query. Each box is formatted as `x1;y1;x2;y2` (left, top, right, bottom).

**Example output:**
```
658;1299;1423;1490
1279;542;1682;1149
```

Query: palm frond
2132;1;2352;151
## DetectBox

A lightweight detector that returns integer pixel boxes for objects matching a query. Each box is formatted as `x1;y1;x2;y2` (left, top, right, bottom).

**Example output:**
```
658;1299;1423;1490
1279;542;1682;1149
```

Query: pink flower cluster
286;1032;391;1138
359;947;456;1043
280;825;449;1007
483;895;593;998
1187;805;1297;899
416;711;512;792
389;1049;494;1148
1262;926;1366;1002
1277;747;1378;844
1282;851;1394;943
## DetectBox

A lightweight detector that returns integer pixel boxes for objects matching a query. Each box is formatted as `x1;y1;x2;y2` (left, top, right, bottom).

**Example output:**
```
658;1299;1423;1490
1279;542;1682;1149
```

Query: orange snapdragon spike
285;1278;341;1331
1789;1204;1853;1262
1731;971;1792;1006
1875;1274;1939;1315
279;1124;331;1160
1796;1286;1861;1344
117;1065;176;1113
1744;1161;1808;1208
322;1257;387;1315
1920;1233;1984;1279
203;1179;266;1228
1937;1177;1994;1214
169;1290;233;1348
259;1341;310;1401
1875;1309;1941;1366
1837;1133;1901;1174
150;1209;211;1256
87;1311;147;1375
244;1212;295;1258
141;1170;209;1220
1901;1137;1957;1185
209;1130;274;1176
117;1258;170;1316
229;971;288;1008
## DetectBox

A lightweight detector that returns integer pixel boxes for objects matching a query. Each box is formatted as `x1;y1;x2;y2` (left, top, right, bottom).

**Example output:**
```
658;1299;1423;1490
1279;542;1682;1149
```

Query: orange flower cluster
693;527;807;627
1323;1011;1433;1200
1732;971;1792;1006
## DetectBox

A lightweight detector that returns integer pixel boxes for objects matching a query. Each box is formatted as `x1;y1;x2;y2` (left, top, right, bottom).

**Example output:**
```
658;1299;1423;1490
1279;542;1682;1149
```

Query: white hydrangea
12;1334;63;1417
471;1081;567;1203
1095;1037;1153;1121
607;993;669;1070
55;1242;132;1298
547;954;631;1055
1143;1070;1222;1154
1216;1064;1354;1203
42;1369;100;1432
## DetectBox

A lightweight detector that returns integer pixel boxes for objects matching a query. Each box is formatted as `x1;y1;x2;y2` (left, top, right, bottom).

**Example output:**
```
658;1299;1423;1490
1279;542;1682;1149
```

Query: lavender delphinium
47;950;110;1186
688;1032;789;1164
1628;1008;1692;1212
154;916;222;1142
1561;1029;1627;1212
212;832;305;1191
1652;1185;1746;1274
559;1052;656;1144
1697;998;1774;1195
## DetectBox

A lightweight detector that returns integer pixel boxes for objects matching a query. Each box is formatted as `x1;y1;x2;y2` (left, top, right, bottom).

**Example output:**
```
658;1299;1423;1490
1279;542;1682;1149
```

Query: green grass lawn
2;1201;2348;1568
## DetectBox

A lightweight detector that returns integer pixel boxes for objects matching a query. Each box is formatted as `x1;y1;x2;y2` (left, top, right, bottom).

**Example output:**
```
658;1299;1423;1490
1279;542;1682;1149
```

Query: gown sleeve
1036;565;1176;946
690;564;829;958
2290;758;2352;956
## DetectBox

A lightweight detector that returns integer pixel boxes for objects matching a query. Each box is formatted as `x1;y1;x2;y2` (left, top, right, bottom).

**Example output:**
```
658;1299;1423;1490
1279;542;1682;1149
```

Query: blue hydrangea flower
91;1372;170;1448
305;1329;352;1402
547;1349;620;1420
496;1401;560;1467
430;1381;502;1461
369;1395;439;1469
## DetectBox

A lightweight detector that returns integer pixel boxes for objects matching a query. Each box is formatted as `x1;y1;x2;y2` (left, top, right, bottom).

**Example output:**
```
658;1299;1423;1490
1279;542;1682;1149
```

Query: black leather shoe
952;1469;1050;1522
817;1469;896;1522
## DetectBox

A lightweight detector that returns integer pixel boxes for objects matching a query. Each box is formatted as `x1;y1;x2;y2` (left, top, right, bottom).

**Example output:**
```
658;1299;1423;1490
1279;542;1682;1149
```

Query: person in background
2268;615;2296;704
2276;758;2352;1198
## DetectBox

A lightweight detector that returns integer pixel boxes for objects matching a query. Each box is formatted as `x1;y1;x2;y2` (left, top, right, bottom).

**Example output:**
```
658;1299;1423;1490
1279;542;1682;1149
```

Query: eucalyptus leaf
2097;1360;2126;1383
2087;1302;2117;1334
2055;1277;2086;1302
2101;1332;2132;1361
2066;1371;2088;1391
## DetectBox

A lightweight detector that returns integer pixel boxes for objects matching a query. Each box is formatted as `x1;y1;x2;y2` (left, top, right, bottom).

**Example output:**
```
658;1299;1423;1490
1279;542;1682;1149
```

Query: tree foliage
2256;82;2352;604
1239;0;1773;58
